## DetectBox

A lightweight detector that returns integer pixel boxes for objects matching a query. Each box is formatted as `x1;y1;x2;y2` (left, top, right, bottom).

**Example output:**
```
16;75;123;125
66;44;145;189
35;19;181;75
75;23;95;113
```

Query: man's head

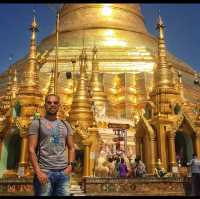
45;94;60;116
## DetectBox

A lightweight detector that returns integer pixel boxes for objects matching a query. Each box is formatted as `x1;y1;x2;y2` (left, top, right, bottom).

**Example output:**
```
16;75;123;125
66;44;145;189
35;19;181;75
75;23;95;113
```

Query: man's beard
46;111;58;116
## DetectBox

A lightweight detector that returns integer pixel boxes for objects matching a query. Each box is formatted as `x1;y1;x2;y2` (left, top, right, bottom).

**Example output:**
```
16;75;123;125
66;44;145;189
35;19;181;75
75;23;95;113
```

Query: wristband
67;162;73;166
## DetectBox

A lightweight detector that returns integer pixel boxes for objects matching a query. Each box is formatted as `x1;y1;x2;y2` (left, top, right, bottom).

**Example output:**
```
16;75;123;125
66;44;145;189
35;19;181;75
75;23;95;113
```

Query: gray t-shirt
187;158;200;173
28;117;73;172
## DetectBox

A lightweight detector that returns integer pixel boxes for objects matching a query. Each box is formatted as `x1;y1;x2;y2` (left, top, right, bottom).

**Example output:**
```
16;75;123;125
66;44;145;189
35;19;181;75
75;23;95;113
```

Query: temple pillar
150;136;157;173
19;136;28;167
135;136;141;157
87;127;99;176
157;127;167;170
18;125;31;176
83;145;90;176
89;149;95;176
168;132;176;171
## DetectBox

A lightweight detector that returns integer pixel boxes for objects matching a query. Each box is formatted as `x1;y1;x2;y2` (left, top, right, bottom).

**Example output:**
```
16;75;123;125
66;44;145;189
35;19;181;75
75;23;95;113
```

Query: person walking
28;94;75;196
187;153;200;196
114;156;120;177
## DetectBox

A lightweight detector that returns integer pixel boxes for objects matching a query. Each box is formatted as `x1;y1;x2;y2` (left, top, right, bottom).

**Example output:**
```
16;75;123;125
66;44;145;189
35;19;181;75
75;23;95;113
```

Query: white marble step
70;185;85;196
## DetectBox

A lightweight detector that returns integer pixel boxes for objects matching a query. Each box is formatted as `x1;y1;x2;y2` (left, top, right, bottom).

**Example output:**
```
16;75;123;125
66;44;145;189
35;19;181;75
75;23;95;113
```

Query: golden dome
38;4;194;75
39;4;155;50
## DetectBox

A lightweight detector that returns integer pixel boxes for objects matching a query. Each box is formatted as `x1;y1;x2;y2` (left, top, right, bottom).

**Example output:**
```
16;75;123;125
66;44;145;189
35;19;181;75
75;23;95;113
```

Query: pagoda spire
18;11;41;94
29;12;38;60
69;48;94;128
16;11;43;176
48;68;55;95
90;45;107;117
155;14;173;88
149;14;179;116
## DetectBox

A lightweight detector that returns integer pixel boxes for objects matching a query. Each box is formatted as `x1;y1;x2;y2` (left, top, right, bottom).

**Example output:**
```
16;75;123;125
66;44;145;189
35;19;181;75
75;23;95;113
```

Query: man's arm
28;134;40;174
64;134;75;174
66;134;75;163
28;134;48;184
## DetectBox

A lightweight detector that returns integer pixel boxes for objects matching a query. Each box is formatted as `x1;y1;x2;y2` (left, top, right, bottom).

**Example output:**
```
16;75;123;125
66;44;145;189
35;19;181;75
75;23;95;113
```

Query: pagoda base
82;176;191;196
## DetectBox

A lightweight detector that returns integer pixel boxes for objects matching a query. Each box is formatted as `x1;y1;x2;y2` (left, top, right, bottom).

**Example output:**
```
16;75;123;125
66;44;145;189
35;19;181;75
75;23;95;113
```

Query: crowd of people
95;147;200;196
95;150;146;178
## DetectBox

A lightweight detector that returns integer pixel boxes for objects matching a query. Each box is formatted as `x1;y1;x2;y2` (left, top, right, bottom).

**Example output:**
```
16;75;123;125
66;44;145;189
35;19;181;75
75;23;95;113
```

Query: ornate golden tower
68;48;102;177
16;13;43;175
149;15;180;171
136;15;200;174
150;15;179;115
69;48;94;128
90;46;107;118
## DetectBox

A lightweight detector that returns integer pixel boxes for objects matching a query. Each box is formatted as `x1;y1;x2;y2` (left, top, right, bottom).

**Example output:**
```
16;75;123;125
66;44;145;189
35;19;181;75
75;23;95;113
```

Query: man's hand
64;165;73;175
36;170;48;185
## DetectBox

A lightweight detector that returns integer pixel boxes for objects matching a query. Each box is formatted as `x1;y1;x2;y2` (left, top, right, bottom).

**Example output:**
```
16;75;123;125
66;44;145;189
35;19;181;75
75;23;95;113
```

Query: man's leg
197;173;200;196
54;171;70;196
191;173;198;196
33;174;52;196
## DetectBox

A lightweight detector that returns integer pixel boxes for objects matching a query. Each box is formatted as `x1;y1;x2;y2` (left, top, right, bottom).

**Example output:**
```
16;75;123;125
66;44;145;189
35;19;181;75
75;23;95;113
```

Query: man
187;153;200;196
28;94;75;196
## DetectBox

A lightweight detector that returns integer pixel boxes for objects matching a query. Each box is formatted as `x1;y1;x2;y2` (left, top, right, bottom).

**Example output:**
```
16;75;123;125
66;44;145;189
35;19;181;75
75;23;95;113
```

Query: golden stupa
0;4;200;181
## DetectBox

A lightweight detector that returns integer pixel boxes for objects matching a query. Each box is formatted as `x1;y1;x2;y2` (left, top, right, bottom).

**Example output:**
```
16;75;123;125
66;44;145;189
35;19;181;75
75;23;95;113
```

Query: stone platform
0;176;191;196
0;177;33;196
82;176;191;196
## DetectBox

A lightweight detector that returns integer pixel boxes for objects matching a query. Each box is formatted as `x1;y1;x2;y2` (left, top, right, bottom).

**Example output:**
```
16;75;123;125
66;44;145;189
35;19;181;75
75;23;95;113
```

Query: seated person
132;156;146;177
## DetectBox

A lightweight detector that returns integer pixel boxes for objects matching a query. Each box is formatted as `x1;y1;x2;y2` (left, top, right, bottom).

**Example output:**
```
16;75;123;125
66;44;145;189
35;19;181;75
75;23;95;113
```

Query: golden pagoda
0;4;200;181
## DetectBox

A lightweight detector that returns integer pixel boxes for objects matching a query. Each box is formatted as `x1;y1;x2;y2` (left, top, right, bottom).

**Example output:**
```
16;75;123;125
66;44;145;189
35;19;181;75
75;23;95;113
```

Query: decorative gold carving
83;177;188;196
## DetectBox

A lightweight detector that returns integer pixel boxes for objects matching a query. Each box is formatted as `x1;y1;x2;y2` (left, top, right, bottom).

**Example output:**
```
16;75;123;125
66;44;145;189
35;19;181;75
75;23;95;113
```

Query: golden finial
29;10;38;46
156;13;165;40
30;9;39;33
28;9;38;61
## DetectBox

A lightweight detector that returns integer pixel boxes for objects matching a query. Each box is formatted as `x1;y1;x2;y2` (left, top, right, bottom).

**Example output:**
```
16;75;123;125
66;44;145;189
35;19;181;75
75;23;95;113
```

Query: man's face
45;96;60;115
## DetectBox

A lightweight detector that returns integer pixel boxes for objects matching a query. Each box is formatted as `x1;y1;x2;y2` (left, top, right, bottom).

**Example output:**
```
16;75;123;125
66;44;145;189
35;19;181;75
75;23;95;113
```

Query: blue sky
0;3;200;73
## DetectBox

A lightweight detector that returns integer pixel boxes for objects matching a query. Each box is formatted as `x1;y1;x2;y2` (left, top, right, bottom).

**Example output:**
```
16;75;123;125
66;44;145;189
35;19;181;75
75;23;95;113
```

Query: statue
94;146;109;177
154;159;170;177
